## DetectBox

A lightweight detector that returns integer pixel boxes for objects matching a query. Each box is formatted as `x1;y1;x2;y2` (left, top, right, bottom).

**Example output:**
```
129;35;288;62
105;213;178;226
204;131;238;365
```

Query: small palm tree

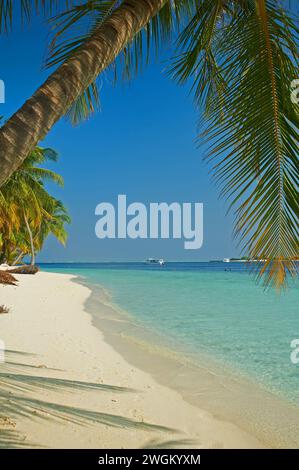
0;146;70;265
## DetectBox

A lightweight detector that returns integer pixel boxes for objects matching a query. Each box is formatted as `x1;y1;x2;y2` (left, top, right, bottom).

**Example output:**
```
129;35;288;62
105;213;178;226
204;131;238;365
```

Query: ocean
42;262;299;405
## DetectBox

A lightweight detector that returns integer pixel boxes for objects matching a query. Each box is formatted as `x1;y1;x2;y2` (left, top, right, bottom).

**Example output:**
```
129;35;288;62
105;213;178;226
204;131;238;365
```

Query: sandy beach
0;271;266;449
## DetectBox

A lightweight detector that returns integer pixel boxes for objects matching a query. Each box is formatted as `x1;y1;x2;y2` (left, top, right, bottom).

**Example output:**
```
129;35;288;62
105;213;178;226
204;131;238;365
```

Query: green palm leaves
45;0;195;124
170;0;299;288
43;0;299;288
0;146;70;265
0;0;73;32
0;0;298;288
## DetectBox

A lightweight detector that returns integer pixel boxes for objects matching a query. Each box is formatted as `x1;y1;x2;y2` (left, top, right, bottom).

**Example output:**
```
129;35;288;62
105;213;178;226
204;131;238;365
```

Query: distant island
210;258;257;263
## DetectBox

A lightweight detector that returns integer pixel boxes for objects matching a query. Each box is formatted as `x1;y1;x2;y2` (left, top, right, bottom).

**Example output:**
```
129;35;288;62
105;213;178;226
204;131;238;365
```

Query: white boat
223;258;230;263
145;258;165;266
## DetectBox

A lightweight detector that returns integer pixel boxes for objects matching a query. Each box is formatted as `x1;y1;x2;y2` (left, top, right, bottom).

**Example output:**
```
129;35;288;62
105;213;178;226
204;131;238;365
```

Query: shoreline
77;275;299;449
0;271;266;449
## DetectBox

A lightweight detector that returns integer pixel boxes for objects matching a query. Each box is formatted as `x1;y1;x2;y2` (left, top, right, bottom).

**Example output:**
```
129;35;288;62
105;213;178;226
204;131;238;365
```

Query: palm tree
34;199;71;257
0;146;70;265
0;0;169;184
0;1;297;288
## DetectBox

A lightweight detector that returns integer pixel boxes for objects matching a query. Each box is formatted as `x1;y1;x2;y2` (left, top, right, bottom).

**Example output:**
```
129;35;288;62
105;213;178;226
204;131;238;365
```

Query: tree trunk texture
0;0;166;186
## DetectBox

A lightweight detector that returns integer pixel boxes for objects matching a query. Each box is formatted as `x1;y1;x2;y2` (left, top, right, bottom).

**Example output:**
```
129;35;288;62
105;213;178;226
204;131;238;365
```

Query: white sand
0;272;264;449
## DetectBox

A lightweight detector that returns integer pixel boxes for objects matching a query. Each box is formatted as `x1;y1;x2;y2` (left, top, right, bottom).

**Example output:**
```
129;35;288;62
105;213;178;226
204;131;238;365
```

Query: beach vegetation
0;271;17;286
0;1;297;288
0;305;9;314
0;145;70;266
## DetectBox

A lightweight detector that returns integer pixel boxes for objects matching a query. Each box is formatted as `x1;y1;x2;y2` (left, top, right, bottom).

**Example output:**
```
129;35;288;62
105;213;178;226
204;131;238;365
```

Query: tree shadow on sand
0;349;175;448
0;392;172;432
141;438;200;449
0;372;136;394
0;429;37;449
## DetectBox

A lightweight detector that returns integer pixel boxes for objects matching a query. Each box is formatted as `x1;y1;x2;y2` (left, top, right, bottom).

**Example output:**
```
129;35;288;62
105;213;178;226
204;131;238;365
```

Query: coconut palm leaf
35;199;71;249
45;0;196;124
0;1;171;185
0;1;297;289
0;0;74;32
46;1;118;124
21;167;64;187
0;146;70;264
66;79;101;125
170;0;299;288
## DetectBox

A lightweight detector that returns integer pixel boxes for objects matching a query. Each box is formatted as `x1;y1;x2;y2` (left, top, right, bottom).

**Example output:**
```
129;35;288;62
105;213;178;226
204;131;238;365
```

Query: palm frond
44;0;197;124
0;145;70;263
112;0;197;82
170;0;298;289
23;167;64;187
0;0;74;32
66;79;101;125
46;0;117;124
23;147;58;165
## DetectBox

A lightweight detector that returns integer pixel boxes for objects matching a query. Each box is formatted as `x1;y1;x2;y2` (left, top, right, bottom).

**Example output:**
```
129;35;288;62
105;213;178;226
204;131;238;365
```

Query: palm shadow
0;372;135;394
5;349;36;357
141;437;200;449
0;349;175;448
0;429;37;449
3;349;61;372
0;392;173;432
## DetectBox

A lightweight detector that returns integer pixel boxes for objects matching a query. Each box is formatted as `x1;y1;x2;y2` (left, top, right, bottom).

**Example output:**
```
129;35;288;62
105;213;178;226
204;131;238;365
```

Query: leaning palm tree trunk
0;0;166;187
23;212;35;266
12;251;25;266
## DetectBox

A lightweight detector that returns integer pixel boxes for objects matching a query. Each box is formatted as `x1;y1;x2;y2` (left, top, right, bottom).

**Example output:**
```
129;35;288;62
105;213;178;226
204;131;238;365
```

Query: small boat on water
145;258;165;266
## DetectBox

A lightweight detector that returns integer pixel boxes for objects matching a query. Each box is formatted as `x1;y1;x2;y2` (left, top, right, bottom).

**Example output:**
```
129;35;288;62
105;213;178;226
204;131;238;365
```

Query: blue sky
0;11;238;262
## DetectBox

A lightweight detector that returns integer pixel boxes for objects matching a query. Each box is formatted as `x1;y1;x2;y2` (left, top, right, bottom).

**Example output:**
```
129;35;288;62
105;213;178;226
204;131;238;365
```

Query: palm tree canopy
0;0;298;288
0;1;73;32
0;145;70;265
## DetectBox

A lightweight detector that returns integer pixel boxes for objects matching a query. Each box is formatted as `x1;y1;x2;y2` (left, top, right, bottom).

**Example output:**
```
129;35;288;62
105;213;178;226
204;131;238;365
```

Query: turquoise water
43;263;299;404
